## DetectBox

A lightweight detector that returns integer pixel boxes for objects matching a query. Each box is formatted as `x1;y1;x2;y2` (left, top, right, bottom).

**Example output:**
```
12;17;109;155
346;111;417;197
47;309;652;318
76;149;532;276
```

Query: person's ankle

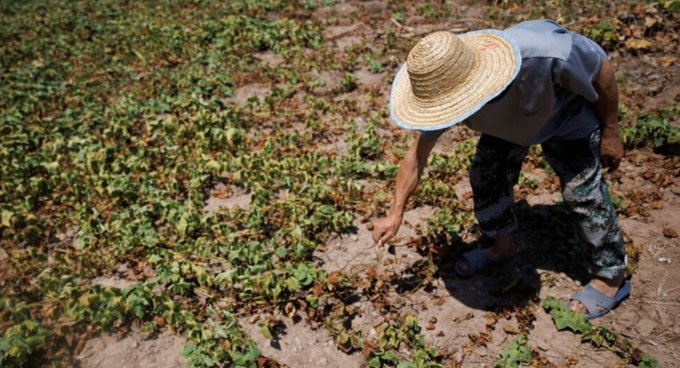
488;234;516;260
597;273;625;287
493;234;515;251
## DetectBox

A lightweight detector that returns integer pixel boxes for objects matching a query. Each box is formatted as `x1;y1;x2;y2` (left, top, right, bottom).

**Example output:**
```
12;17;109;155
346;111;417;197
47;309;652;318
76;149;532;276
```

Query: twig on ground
389;18;492;40
643;338;680;361
662;335;679;344
390;18;415;32
584;353;607;368
657;271;669;297
646;300;680;306
661;285;680;296
338;243;377;272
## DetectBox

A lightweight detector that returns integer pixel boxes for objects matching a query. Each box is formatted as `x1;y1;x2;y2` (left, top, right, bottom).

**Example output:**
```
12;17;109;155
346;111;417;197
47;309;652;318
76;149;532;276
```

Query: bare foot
457;234;517;273
569;273;626;315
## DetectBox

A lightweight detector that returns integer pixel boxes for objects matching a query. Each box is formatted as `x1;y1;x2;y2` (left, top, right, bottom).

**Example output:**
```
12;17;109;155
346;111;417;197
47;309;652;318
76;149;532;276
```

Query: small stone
452;352;464;364
538;340;550;351
669;185;680;196
636;318;656;336
477;349;487;357
254;51;285;67
361;1;387;13
351;234;359;242
294;337;302;346
658;257;671;264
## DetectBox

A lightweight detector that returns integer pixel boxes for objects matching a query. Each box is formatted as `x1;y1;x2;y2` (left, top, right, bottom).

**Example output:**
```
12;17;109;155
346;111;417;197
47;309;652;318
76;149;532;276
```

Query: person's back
422;20;608;146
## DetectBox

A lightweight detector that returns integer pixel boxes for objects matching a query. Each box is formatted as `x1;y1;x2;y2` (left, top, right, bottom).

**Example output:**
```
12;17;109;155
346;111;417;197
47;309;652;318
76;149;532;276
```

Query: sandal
568;280;631;319
454;248;499;277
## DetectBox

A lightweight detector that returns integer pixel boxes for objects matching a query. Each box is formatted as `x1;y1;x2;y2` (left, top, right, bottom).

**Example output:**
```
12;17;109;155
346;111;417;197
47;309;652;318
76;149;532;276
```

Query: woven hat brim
390;29;521;131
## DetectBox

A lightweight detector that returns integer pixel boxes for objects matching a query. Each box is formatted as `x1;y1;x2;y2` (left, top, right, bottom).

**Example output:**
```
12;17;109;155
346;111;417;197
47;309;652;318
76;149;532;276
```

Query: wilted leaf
503;324;520;335
663;228;678;238
1;210;13;227
625;38;653;50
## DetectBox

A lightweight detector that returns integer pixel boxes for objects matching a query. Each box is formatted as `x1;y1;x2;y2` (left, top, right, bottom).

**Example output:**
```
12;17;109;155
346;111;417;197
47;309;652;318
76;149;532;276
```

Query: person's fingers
608;158;621;173
372;227;384;244
601;155;611;169
379;229;394;247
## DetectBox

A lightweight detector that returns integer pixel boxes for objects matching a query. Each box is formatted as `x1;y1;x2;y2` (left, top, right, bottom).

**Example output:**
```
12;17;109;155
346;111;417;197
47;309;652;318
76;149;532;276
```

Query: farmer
372;20;629;319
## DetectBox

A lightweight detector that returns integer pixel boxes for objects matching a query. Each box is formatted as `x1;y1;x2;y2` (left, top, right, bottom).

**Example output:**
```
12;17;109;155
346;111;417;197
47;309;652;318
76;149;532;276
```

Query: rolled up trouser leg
470;134;529;238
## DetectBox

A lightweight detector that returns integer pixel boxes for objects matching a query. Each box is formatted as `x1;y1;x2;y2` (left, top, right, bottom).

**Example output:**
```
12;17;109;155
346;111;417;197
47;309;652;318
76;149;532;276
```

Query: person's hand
600;130;623;172
371;214;403;247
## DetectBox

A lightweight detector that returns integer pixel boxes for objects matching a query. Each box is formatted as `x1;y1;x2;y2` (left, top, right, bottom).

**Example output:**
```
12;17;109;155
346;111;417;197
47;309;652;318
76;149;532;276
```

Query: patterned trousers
469;129;627;279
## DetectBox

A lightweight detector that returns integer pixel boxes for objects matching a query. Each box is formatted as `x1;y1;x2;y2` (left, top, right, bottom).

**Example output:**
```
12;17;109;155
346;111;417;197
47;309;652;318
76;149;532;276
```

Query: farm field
1;0;679;367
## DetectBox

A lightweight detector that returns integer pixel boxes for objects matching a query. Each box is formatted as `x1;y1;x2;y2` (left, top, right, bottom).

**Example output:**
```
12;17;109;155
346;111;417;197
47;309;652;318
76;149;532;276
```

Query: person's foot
569;273;626;315
457;234;516;273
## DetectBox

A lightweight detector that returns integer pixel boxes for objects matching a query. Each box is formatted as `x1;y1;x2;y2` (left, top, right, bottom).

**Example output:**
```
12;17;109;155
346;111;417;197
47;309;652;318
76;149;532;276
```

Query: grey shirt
420;20;606;146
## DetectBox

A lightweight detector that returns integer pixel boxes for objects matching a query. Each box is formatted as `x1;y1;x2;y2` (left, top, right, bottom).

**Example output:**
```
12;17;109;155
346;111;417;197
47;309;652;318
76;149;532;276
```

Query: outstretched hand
371;214;403;247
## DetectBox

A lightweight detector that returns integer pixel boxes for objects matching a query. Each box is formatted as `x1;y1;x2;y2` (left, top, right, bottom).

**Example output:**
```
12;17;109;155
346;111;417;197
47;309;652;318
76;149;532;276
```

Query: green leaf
181;343;196;356
382;349;398;364
664;1;680;12
496;335;530;368
148;254;162;263
285;276;299;291
397;362;417;368
1;210;13;227
176;216;188;240
260;323;272;340
639;352;658;368
543;296;592;334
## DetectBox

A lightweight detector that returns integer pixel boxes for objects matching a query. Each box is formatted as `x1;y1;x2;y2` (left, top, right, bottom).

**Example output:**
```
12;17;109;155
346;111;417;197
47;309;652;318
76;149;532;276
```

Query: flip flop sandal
568;280;631;320
454;248;498;277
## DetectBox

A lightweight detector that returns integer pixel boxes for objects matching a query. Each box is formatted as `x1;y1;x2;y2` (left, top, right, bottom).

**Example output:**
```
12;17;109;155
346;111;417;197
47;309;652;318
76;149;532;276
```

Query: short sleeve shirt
420;20;607;146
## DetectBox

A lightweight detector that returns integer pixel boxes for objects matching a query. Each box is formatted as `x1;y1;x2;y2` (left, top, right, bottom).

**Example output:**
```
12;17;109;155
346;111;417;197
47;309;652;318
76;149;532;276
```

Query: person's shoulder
504;19;572;60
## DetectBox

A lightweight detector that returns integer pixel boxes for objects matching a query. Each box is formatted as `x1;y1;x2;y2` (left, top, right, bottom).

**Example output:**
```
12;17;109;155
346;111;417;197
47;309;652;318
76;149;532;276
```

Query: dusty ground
77;330;187;368
74;1;679;367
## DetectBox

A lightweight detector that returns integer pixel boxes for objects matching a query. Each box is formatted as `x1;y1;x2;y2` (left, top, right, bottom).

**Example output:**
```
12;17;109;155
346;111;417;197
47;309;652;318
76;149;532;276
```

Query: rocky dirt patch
77;330;187;368
240;315;364;368
203;183;252;213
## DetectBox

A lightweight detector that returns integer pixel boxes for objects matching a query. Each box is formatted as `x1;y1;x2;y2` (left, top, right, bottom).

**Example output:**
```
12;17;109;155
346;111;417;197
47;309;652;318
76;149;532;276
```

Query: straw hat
390;29;521;131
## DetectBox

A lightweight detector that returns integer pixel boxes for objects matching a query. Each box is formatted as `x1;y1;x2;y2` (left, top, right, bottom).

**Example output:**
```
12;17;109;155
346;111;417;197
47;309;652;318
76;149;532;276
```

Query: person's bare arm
592;58;623;172
371;134;438;246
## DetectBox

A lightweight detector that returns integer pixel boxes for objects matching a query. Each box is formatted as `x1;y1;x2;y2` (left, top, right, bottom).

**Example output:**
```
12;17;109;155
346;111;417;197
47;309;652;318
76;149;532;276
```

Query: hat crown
407;31;476;100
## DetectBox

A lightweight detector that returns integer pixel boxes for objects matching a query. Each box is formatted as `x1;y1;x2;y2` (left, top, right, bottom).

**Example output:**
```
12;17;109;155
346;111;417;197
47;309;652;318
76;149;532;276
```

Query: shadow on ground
401;200;599;312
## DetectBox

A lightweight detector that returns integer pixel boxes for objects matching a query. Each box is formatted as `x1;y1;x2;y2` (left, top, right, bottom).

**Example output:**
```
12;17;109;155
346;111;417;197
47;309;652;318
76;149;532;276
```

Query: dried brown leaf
625;38;653;50
503;324;520;335
663;228;678;238
660;56;678;67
